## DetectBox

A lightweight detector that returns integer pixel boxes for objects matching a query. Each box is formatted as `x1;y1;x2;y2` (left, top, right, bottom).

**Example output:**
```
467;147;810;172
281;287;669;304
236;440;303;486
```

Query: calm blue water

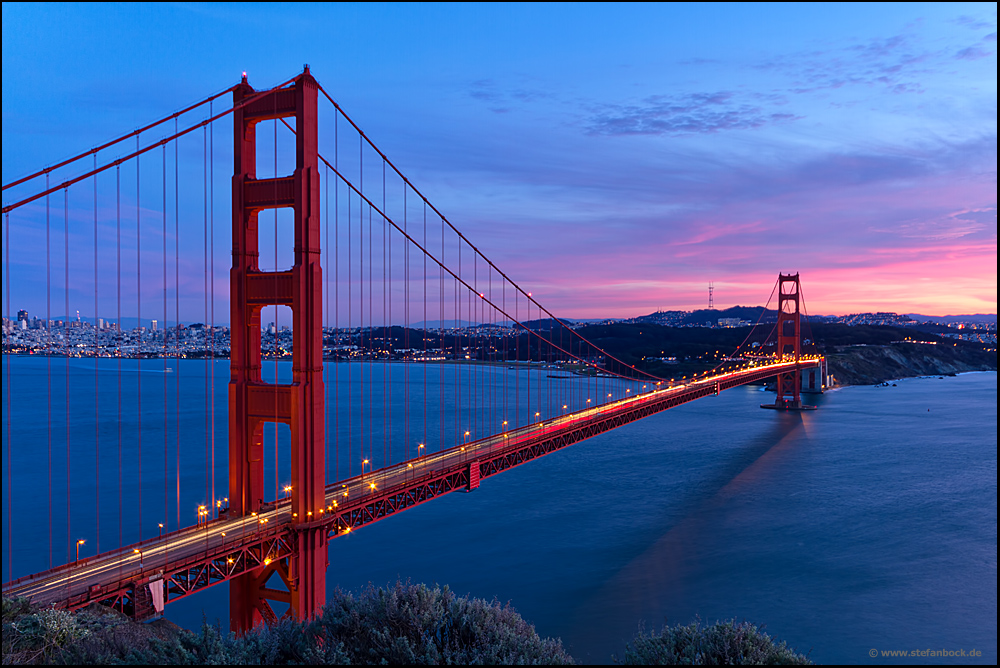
2;357;996;664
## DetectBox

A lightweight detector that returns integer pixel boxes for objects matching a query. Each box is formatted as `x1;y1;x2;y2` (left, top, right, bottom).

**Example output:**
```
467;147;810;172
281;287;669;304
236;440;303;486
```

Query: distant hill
680;306;774;325
906;313;996;324
411;319;480;329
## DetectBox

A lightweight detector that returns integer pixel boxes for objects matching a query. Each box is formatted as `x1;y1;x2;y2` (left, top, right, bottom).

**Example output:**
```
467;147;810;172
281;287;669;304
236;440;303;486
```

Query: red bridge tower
228;67;326;631
761;272;815;411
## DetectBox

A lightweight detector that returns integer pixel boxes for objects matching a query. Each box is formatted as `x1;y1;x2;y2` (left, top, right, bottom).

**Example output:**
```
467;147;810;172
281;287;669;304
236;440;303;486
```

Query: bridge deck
3;359;820;615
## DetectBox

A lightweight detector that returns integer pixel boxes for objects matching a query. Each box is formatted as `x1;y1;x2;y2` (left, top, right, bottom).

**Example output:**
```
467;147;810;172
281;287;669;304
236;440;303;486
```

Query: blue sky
2;2;996;318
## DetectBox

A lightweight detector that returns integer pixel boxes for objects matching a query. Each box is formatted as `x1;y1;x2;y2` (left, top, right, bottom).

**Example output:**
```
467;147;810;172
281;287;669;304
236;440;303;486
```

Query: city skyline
2;3;997;320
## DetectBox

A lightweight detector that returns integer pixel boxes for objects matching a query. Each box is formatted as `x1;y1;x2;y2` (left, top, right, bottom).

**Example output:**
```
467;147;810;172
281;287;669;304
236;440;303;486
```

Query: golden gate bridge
2;67;822;630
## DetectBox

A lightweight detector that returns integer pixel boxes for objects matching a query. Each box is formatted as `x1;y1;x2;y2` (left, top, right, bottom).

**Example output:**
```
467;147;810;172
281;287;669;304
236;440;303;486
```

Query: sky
2;2;997;320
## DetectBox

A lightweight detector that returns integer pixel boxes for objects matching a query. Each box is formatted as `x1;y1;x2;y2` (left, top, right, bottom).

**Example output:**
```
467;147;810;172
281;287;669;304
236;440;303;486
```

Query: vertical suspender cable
473;255;478;438
360;139;365;472
347;190;354;478
204;124;210;511
325;162;330;481
174;120;180;529
347;188;351;477
489;265;493;434
137;135;143;542
273;116;278;503
369;201;374;468
4;211;12;576
439;216;444;457
423;202;427;459
456;241;460;449
116;165;122;560
334;113;339;483
162;143;168;538
403;188;408;459
93;156;100;553
46;174;52;569
4;211;11;576
382;162;387;470
386;167;392;466
64;187;70;565
367;201;376;472
210;102;216;511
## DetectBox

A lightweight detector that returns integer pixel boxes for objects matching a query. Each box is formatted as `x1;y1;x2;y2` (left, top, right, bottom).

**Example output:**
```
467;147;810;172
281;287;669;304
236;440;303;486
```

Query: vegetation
616;619;812;665
3;589;817;665
2;582;574;665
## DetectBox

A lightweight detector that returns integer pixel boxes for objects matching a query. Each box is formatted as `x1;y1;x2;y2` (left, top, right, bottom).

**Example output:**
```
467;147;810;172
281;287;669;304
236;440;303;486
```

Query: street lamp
158;523;164;539
133;548;143;567
76;539;85;562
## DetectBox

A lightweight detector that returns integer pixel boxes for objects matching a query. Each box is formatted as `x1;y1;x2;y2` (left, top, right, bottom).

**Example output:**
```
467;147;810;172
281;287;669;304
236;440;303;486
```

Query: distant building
151;320;158;332
17;309;28;323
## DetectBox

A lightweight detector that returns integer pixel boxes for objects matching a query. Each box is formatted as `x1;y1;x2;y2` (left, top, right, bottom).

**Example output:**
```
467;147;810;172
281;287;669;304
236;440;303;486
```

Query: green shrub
2;598;90;665
616;619;811;665
2;582;573;665
314;581;573;665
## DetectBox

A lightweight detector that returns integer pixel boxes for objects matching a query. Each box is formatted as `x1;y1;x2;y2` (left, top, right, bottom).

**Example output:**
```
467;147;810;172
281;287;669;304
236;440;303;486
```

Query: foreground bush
2;581;574;665
616;619;811;665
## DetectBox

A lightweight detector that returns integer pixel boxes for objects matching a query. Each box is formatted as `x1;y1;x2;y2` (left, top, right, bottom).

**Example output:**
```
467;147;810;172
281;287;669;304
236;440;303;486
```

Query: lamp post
158;523;164;539
76;539;85;562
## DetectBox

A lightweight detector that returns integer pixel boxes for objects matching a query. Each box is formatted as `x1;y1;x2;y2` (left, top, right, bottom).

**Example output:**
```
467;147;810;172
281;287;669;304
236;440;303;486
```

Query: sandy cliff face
825;343;996;386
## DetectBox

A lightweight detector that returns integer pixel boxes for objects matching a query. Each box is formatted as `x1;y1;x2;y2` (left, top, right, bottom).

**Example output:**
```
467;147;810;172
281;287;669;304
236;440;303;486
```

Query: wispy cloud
954;15;997;31
467;79;550;114
586;92;800;136
956;45;994;60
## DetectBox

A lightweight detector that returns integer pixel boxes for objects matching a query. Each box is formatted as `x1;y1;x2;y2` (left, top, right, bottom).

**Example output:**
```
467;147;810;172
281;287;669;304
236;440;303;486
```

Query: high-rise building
98;318;104;330
151;319;158;332
17;309;28;322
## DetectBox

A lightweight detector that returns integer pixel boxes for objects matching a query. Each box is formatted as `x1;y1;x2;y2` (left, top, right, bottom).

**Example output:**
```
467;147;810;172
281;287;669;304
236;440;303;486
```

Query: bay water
2;356;995;664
